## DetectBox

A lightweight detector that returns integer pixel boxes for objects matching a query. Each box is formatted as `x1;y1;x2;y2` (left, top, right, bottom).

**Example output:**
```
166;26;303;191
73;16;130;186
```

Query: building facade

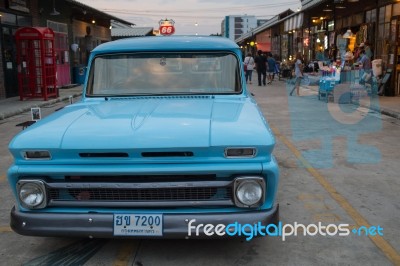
0;0;132;99
0;0;37;98
236;0;400;96
221;15;257;41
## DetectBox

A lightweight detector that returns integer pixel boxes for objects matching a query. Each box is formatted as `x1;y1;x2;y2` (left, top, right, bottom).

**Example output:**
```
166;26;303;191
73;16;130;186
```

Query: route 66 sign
159;19;175;36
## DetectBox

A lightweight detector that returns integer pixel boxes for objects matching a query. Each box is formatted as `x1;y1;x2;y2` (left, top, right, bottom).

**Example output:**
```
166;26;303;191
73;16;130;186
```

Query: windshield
86;52;241;96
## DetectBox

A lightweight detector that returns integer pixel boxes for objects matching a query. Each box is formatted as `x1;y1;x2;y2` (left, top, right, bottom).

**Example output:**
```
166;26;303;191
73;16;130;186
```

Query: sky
77;0;301;35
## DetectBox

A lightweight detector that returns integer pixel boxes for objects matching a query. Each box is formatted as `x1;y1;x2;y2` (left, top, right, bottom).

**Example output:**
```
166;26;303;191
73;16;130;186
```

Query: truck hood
10;97;274;150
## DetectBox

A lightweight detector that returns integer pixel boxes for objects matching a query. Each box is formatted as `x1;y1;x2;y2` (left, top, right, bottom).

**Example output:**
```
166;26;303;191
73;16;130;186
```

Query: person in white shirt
243;53;255;84
290;52;304;96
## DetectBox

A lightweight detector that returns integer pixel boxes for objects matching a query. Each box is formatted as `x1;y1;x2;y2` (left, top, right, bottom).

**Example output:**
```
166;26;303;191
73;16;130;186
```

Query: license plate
113;214;163;236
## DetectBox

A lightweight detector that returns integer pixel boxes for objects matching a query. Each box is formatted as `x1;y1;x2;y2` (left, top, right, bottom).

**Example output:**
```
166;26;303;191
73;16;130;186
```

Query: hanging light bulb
323;5;333;12
50;0;60;15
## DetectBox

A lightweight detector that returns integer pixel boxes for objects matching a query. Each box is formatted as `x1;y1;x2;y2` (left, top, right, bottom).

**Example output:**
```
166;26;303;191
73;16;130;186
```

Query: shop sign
159;19;175;36
7;0;30;13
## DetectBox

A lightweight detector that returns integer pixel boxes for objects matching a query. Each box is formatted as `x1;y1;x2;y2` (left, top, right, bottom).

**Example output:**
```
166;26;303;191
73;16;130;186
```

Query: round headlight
19;182;45;208
236;180;263;206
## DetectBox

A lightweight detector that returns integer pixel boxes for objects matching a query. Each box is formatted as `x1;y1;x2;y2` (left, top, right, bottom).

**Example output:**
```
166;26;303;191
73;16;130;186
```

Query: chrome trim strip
46;180;232;189
48;200;234;208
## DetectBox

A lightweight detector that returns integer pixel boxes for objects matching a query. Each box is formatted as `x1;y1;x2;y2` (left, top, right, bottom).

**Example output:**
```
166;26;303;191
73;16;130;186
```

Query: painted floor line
113;240;140;266
23;239;107;266
271;125;400;265
0;226;12;233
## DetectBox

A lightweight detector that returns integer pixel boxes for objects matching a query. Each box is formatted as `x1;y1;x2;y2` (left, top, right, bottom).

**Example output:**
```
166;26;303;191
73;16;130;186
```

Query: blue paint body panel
7;36;279;238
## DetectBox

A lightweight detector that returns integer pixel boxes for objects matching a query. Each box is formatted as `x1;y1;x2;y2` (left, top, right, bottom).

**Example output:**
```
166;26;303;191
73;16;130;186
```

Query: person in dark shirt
254;50;267;86
357;49;372;84
266;52;276;84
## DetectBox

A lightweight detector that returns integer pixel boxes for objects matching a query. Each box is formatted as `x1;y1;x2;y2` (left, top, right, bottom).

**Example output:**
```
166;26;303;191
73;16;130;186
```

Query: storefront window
271;35;280;59
385;5;392;22
328;20;334;31
379;24;384;39
371;9;377;22
0;13;31;26
384;23;391;39
0;13;17;25
379;6;385;24
366;9;377;23
335;18;343;30
281;34;288;61
303;28;310;61
354;13;364;25
17;15;31;26
294;30;303;55
377;4;395;64
393;3;400;16
288;32;294;59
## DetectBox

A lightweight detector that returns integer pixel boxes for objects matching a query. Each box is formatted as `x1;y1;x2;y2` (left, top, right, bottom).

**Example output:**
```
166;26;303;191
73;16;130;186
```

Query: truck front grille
46;180;234;208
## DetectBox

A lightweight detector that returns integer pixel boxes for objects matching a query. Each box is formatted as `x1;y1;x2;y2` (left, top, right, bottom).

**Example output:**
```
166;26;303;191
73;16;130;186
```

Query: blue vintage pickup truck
8;36;279;239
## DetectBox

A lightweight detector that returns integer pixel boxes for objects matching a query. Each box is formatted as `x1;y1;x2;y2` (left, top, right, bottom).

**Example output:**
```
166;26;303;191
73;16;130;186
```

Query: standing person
255;50;267;86
316;49;324;61
243;53;255;84
266;53;276;84
358;49;372;82
358;49;371;70
353;45;362;61
364;41;373;59
290;53;304;96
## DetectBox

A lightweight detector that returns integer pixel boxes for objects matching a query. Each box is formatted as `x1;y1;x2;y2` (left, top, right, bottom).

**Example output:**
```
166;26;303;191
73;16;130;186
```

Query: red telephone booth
15;27;58;101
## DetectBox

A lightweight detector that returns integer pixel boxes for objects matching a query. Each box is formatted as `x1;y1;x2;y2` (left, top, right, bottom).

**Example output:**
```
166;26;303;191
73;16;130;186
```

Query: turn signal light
23;150;51;160
225;148;256;158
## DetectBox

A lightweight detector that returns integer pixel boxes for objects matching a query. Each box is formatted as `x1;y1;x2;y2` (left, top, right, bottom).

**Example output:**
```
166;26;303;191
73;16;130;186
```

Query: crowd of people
243;50;303;96
243;41;375;97
243;50;279;87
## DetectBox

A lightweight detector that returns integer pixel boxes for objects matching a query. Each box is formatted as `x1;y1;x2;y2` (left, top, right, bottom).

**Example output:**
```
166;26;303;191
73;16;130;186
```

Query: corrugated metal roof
235;16;279;43
302;0;327;9
235;11;304;43
111;27;154;37
235;0;328;43
68;0;134;25
235;9;300;43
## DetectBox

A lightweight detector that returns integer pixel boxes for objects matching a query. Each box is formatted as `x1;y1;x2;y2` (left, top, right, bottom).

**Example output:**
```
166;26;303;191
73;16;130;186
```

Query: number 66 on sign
159;18;175;36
